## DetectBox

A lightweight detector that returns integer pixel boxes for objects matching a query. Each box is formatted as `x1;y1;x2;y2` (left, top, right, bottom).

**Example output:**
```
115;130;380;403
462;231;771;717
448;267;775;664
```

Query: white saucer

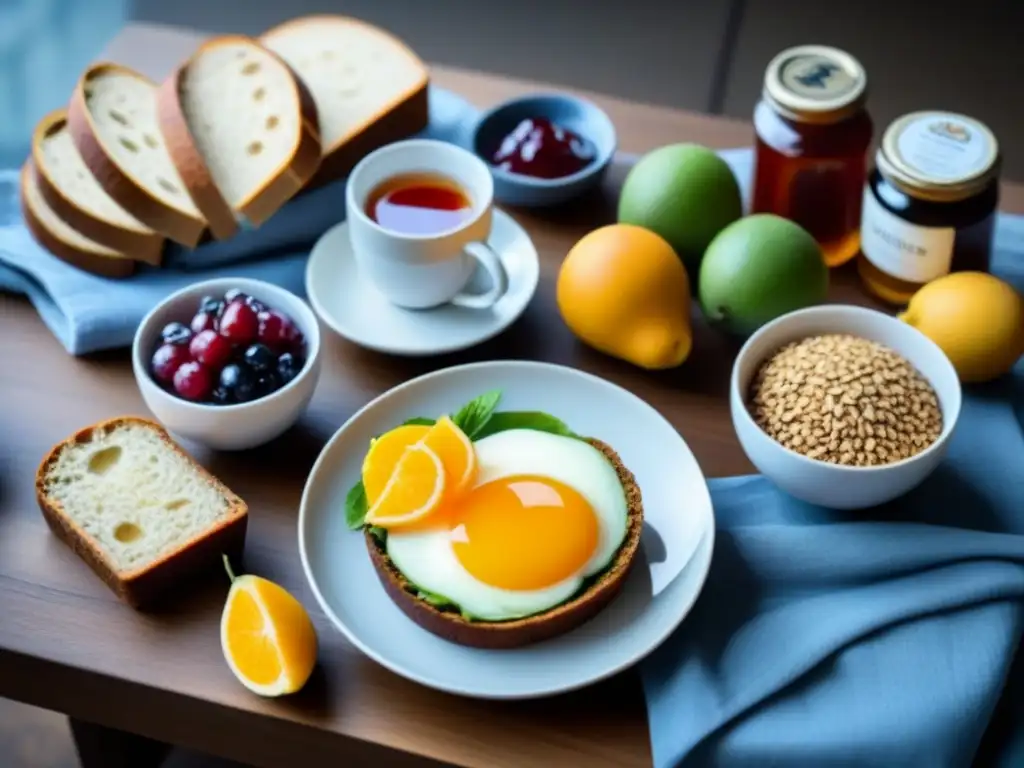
298;361;715;699
305;209;540;356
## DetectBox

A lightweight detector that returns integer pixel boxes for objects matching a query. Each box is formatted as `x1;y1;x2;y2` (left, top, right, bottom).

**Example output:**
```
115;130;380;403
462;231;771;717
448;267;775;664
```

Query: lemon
899;272;1024;383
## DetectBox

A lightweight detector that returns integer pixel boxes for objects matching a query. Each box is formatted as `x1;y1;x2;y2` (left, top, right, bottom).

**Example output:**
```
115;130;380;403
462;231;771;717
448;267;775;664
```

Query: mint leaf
368;526;387;542
451;390;501;439
402;417;436;427
344;481;368;530
474;411;578;440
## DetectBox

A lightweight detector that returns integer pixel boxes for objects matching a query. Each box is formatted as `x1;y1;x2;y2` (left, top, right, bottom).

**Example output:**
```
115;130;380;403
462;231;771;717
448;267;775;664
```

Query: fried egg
385;429;628;621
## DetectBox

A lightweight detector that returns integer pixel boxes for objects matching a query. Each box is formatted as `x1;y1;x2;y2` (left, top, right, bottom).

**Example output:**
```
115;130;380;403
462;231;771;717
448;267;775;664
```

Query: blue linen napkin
641;242;1024;764
0;87;478;355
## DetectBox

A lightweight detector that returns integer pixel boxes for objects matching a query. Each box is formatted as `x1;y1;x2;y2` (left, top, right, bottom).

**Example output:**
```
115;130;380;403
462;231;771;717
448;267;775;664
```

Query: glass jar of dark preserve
857;111;1000;305
752;45;872;268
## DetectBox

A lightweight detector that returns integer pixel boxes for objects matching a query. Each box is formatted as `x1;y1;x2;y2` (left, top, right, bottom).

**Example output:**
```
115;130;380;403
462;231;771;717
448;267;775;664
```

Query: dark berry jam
491;117;596;179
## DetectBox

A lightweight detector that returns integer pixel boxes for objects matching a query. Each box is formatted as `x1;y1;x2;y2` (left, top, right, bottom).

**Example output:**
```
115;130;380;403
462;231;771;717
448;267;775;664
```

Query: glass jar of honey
857;111;1000;305
752;45;872;268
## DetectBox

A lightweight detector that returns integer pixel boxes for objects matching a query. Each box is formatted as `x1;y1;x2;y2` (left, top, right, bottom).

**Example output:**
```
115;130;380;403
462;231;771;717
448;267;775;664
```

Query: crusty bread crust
260;15;429;189
20;161;136;280
365;438;644;649
31;109;164;266
35;417;248;609
155;35;322;238
67;63;208;248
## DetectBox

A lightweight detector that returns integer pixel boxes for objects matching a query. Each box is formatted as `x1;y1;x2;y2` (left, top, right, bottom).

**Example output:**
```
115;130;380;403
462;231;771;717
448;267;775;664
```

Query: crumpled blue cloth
641;238;1024;766
0;87;478;355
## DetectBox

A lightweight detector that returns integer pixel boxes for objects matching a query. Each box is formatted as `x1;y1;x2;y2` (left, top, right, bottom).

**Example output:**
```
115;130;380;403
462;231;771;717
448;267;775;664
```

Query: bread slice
36;417;248;608
156;35;322;239
261;15;429;187
20;160;137;279
31;109;164;266
67;63;207;247
365;438;644;649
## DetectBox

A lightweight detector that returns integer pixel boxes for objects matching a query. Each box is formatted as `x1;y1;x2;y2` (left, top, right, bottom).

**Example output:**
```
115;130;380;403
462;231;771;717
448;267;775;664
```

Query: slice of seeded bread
365;438;644;649
67;62;207;247
156;34;322;239
36;417;248;608
261;15;429;187
31;109;164;266
20;160;136;279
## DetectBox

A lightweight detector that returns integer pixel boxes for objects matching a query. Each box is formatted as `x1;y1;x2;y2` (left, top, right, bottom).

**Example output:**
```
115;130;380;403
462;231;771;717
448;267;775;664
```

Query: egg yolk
449;475;599;591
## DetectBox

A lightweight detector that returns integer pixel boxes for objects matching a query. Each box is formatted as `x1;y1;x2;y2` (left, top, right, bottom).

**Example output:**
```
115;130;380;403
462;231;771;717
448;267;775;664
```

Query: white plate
305;210;540;356
298;361;715;699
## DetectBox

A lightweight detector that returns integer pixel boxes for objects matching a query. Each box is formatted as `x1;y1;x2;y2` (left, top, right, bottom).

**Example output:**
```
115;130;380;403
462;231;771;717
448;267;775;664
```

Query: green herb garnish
345;390;581;532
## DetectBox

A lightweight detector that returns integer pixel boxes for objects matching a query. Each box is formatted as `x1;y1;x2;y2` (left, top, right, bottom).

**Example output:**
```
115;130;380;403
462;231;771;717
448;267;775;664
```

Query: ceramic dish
132;277;322;451
298;360;714;699
305;210;539;356
731;304;961;509
471;93;617;208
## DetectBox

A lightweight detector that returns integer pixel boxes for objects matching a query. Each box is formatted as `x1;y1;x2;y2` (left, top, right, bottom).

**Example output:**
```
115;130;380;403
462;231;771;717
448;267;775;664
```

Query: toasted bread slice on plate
364;438;644;649
31;109;164;265
36;417;248;608
20;160;137;279
67;63;207;247
261;15;429;186
156;34;321;239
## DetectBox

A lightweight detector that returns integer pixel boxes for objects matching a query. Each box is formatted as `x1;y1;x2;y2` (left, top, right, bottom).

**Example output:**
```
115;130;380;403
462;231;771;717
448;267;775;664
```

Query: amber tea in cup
365;173;474;236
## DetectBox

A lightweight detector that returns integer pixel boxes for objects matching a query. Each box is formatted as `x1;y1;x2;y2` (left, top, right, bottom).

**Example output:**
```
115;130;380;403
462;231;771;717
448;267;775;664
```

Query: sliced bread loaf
36;417;248;608
261;15;429;186
67;63;207;247
156;35;322;239
20;160;136;279
31;109;164;266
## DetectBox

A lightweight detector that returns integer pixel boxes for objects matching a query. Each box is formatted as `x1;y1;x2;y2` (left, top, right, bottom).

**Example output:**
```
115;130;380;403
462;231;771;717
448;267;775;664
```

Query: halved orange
362;423;431;503
220;558;318;697
364;443;446;528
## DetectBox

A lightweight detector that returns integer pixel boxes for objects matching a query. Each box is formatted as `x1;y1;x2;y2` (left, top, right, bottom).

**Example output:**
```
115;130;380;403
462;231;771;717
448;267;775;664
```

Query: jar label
860;187;955;283
895;115;993;183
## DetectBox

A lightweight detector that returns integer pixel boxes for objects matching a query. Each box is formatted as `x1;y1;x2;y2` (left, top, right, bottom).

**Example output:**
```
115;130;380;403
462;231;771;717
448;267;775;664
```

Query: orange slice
362;423;431;503
364;444;446;528
362;417;476;504
422;415;477;494
220;557;318;697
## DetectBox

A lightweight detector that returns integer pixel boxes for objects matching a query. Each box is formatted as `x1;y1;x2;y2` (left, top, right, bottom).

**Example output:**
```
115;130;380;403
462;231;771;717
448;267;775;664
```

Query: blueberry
277;352;304;383
160;321;192;346
255;370;282;397
198;295;223;316
224;288;247;304
218;362;257;400
210;386;232;405
243;343;275;372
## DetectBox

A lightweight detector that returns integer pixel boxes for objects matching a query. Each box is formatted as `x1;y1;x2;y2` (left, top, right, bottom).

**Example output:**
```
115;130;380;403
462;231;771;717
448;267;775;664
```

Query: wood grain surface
1;22;1022;768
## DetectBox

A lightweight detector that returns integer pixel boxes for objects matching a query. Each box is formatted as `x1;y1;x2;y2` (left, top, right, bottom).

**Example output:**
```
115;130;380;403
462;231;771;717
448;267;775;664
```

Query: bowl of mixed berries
132;278;321;450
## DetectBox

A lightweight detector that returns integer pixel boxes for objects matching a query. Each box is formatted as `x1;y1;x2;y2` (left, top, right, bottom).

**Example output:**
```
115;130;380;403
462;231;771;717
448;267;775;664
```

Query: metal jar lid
876;111;1001;202
763;45;867;124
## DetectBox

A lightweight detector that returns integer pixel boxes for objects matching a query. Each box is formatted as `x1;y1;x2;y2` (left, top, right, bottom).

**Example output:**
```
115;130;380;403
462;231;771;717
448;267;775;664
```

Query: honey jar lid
763;45;867;124
878;111;1001;202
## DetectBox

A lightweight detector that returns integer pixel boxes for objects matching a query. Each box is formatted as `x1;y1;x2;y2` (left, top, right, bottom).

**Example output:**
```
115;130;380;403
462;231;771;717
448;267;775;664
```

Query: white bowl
132;277;322;451
730;305;961;509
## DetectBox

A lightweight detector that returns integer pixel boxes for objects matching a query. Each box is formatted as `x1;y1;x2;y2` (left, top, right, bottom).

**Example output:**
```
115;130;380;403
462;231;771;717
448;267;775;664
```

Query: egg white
385;429;628;621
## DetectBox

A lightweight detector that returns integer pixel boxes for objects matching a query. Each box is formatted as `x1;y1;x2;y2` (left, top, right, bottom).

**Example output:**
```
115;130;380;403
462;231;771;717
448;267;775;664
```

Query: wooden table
2;22;1022;768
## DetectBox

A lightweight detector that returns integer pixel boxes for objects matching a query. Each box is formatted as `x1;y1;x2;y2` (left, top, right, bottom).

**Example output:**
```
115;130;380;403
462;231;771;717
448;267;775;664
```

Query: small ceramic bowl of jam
471;93;617;208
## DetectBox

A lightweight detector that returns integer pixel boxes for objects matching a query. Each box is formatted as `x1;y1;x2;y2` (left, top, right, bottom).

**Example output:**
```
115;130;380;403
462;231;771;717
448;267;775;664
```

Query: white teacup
346;139;509;310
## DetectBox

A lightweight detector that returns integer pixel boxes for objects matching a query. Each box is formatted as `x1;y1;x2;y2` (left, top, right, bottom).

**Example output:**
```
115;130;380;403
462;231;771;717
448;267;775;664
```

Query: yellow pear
557;224;692;370
899;272;1024;383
